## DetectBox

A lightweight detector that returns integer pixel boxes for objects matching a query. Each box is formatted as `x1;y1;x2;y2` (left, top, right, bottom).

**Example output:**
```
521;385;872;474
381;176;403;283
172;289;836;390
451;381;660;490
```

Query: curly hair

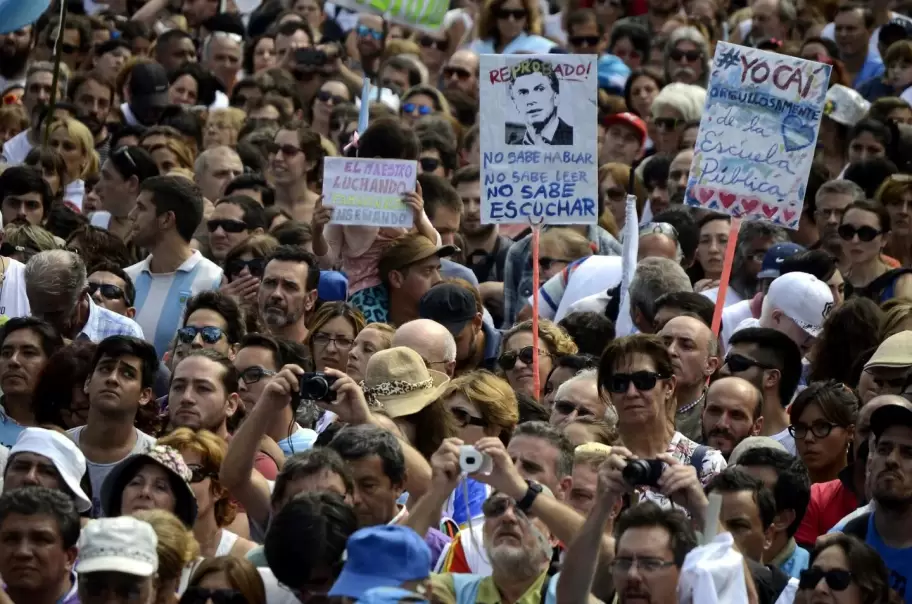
440;370;519;444
157;428;237;528
502;318;578;358
809;297;884;385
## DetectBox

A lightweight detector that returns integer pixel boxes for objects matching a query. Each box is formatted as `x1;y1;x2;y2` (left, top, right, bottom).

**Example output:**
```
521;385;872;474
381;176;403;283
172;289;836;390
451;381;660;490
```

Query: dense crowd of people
0;0;909;602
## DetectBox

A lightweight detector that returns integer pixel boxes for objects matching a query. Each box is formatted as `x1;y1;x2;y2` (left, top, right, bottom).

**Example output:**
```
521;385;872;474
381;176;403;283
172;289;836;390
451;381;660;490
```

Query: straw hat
363;347;450;418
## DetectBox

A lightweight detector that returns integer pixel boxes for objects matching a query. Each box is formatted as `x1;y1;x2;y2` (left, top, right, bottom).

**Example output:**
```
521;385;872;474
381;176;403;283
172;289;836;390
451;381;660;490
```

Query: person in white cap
3;427;92;513
76;516;159;604
757;272;834;358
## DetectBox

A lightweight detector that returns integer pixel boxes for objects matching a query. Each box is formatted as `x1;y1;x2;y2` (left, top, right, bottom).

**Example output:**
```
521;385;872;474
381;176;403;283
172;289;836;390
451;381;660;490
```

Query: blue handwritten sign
479;54;598;225
322;157;417;227
685;42;831;229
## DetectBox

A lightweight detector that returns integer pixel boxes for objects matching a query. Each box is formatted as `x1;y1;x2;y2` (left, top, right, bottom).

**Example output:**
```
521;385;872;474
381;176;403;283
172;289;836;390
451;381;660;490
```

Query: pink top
319;225;412;293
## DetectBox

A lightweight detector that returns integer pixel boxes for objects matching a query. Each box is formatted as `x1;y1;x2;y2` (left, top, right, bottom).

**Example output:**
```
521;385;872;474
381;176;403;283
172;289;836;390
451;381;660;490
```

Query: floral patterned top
635;432;727;510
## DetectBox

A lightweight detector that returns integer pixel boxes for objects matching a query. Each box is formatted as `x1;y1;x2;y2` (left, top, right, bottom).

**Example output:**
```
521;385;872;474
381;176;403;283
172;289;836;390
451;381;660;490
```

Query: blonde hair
598;162;647;214
157;429;236;527
573;446;612;471
361;322;396;348
502;318;578;358
401;85;452;116
441;370;519;443
132;509;200;586
4;223;60;254
384;38;422;58
881;298;912;339
0;105;28;135
476;0;543;41
207;108;247;141
47;118;99;180
539;228;594;264
150;137;196;172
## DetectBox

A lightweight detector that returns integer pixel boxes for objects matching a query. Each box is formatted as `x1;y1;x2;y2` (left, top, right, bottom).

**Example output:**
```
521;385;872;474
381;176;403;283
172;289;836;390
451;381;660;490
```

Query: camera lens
466;455;476;464
301;376;329;400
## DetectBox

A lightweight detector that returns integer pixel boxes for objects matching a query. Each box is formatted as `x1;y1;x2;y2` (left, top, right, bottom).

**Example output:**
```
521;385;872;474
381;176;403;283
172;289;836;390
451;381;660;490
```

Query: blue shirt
867;513;912;603
0;402;24;448
778;543;810;579
77;296;144;343
854;51;885;89
276;425;318;456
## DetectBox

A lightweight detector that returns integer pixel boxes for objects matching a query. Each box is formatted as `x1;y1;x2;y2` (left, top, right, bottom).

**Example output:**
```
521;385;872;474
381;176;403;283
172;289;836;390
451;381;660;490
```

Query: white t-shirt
719;299;754;349
1;130;33;165
701;286;744;308
530;256;623;322
90;211;112;229
0;259;30;320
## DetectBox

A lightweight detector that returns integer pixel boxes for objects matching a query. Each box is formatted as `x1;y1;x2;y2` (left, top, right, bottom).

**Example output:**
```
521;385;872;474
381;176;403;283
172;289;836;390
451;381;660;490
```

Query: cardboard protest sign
331;0;448;31
685;42;831;229
323;157;417;227
480;55;599;225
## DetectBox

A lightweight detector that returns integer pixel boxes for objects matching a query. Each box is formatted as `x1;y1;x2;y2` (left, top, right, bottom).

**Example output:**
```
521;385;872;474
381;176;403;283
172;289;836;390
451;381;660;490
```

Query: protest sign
331;0;448;31
480;55;599;226
322;157;417;228
685;42;831;229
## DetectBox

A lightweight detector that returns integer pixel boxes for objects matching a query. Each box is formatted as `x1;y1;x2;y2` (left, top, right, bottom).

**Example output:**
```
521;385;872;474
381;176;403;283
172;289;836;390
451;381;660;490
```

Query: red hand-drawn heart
782;209;796;224
697;187;715;203
719;192;737;208
761;204;778;219
741;198;759;213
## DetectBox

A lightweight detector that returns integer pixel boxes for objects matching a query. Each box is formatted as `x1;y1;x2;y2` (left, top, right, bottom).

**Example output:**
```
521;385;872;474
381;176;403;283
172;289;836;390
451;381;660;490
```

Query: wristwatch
516;480;543;513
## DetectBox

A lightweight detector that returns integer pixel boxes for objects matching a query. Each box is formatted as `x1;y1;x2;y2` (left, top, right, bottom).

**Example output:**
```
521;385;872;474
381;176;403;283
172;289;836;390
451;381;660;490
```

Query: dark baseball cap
757;242;805;280
419;284;477;336
870;402;912;439
129;63;170;111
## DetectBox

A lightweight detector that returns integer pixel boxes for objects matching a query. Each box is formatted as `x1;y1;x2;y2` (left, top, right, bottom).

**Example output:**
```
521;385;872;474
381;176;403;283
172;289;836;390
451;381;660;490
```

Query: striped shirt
126;251;223;358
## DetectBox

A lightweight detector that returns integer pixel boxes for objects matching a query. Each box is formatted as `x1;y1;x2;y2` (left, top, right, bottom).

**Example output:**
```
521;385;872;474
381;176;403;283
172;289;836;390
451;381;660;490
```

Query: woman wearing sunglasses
309;79;354;138
221;235;279;331
646;82;705;158
181;556;266;604
498;318;577;400
159;429;257;560
797;534;899;604
840;200;912;302
399;85;452;123
537;228;594;282
469;0;555;54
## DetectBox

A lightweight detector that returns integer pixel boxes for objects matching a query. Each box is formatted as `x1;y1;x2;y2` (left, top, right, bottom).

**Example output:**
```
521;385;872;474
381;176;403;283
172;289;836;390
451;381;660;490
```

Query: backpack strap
690;445;709;476
842;511;871;541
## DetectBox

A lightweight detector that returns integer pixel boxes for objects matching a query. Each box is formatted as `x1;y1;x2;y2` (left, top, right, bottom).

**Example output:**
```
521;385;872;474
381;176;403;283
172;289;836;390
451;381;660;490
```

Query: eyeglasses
239;366;276;385
182;587;247;604
724;353;773;373
450;407;487;428
311;333;355;349
419;157;441;172
88;282;127;302
788;420;841;439
798;568;853;591
603;371;668;393
226;257;267;279
186;463;218;484
837;224;882;242
207;219;248;234
498;346;549;370
651;117;684;131
553;400;595;418
443;66;473;80
266;142;303;157
403;103;433;116
317;90;348;105
177;326;226;345
496;8;527;19
356;24;384;40
609;557;676;574
538;256;573;271
419;37;448;51
570;35;601;47
670;48;702;62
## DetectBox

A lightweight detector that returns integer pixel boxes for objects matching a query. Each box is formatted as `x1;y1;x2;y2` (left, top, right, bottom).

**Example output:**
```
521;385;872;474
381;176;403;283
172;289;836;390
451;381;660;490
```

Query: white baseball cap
77;517;158;577
765;272;833;338
824;85;870;127
10;427;91;512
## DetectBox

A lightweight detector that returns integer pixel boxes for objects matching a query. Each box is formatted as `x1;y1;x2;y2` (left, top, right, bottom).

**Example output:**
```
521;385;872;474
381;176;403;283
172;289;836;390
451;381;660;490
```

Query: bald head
392;319;457;377
702;376;764;458
638;233;679;262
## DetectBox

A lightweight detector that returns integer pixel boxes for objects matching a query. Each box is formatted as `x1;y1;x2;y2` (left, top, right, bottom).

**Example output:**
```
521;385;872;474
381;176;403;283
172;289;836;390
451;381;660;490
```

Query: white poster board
322;157;417;227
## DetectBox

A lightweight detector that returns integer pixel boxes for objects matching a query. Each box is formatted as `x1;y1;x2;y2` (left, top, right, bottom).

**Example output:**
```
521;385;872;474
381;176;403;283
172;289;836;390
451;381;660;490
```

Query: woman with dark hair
790;380;858;485
468;0;555;54
623;68;666;120
810;298;884;385
168;62;220;108
309;79;354;138
32;340;97;430
797;534;900;604
181;556;266;604
91;145;159;241
66;225;135;269
243;34;276;76
840;200;912;301
24;148;68;204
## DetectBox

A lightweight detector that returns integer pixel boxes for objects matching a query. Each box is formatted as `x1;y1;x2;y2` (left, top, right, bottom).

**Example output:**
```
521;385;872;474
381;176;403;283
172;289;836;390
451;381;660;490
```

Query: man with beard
419;283;500;373
3;63;66;165
658;315;721;443
257;245;319;344
168;349;239;440
0;26;33;92
506;59;573;146
125;176;223;358
701;377;764;460
121;63;170;129
813;179;865;264
841;400;912;600
354;14;386;79
155;30;198;73
68;71;114;164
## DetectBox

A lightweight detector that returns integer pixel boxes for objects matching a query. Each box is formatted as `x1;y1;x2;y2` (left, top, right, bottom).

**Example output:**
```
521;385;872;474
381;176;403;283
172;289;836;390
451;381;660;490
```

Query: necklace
677;390;706;415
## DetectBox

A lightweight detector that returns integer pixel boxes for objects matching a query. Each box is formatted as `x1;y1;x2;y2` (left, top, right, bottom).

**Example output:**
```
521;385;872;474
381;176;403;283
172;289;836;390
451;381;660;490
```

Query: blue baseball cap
756;242;805;280
318;270;348;301
328;526;432;600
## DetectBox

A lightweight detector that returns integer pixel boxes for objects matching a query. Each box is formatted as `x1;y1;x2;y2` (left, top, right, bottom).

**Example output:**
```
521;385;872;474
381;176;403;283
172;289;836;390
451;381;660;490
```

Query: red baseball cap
603;112;648;147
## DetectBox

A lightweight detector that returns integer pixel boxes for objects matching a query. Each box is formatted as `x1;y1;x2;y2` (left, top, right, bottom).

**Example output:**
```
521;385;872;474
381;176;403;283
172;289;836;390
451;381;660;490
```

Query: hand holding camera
468;437;528;501
309;368;371;425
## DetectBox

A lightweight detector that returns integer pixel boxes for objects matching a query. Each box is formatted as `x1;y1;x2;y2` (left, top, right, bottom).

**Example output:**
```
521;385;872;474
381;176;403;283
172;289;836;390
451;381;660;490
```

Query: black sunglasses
724;353;773;373
88;282;128;302
798;568;852;591
838;224;881;242
496;8;527;19
207;219;248;234
498;346;548;370
177;326;225;345
265;142;303;156
450;407;487;428
239;366;276;385
670;48;702;62
185;464;218;484
226;257;266;279
482;494;532;518
538;256;573;271
443;66;472;80
419;157;440;172
570;35;601;47
603;371;668;393
419;37;448;51
317;90;348;105
181;586;247;604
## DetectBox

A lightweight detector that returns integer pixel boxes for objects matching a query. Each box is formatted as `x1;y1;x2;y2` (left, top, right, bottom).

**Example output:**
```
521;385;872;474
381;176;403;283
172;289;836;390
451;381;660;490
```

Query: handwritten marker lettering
322;157;418;228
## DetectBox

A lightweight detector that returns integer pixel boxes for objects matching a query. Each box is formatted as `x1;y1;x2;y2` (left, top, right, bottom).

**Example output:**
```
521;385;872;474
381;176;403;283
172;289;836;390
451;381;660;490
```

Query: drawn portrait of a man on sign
505;58;573;146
